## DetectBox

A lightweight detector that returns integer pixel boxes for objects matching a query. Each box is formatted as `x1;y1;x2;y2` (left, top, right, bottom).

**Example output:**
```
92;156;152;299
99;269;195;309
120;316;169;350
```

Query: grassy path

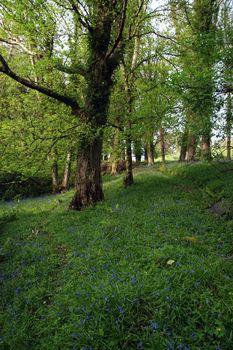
0;164;232;350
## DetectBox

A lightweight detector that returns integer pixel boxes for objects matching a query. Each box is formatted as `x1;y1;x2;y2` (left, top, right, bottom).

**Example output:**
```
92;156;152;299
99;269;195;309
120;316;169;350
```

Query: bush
0;172;51;200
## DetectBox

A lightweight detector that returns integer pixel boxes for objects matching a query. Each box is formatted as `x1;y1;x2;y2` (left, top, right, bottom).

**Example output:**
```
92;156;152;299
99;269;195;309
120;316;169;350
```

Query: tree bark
144;147;148;163
52;149;59;194
179;130;187;162
61;151;72;192
226;93;232;161
123;135;134;187
70;135;104;210
147;142;154;166
134;140;142;163
186;131;196;162
110;128;121;175
201;135;211;161
160;128;166;164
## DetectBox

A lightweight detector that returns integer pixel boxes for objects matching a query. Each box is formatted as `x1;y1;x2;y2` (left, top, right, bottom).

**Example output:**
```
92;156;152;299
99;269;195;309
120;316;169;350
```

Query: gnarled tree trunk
70;135;104;210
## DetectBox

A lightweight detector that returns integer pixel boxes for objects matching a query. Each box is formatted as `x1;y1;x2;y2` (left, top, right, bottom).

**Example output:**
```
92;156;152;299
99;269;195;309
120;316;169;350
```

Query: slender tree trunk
187;131;196;162
122;32;141;186
147;142;154;166
61;151;72;192
134;140;142;163
70;134;104;210
144;147;148;163
160;128;166;164
123;120;134;186
226;93;232;161
226;131;231;161
124;134;134;187
52;149;59;194
111;128;121;175
179;131;187;162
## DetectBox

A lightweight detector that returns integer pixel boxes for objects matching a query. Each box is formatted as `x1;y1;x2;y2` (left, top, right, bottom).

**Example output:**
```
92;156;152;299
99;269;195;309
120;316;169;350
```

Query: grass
0;163;233;350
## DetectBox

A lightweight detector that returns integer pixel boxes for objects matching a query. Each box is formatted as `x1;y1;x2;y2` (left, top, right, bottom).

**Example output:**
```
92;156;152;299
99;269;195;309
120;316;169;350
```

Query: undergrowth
0;163;232;350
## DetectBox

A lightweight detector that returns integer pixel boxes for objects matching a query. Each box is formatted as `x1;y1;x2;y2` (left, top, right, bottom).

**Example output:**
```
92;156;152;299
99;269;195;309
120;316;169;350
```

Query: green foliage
0;164;232;349
0;172;52;200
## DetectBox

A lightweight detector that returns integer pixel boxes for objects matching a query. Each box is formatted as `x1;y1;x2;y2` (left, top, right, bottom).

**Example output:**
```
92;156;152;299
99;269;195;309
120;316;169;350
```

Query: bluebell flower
117;305;125;313
75;291;81;298
70;332;79;339
131;276;137;285
151;322;159;331
136;340;143;349
15;287;21;295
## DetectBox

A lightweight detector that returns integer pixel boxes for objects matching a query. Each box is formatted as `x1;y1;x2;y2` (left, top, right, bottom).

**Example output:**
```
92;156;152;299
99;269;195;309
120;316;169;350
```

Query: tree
0;0;128;210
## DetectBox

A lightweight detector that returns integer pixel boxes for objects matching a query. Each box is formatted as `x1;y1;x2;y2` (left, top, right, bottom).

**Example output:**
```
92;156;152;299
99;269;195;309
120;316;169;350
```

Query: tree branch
69;0;93;32
106;0;128;60
55;61;87;77
0;53;79;109
0;37;35;55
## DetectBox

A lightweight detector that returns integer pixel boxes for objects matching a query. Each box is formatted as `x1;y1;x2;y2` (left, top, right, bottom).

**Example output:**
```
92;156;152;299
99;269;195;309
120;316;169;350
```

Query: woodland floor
0;162;233;350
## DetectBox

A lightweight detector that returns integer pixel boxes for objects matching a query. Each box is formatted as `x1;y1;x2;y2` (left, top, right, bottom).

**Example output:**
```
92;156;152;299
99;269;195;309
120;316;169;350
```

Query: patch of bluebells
117;305;125;314
136;340;144;349
177;343;190;350
70;332;79;339
131;275;137;285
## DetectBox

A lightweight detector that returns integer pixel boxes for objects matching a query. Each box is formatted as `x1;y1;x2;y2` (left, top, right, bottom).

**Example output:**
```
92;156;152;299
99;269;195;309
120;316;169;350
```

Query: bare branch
0;37;35;55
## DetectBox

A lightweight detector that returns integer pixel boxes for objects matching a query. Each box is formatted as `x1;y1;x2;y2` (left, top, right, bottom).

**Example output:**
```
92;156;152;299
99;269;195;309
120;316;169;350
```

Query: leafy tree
0;0;129;209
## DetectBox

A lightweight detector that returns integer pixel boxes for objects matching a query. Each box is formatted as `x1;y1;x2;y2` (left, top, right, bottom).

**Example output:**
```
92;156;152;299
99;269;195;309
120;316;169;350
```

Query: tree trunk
123;135;134;187
226;93;232;161
179;130;187;162
134;141;142;163
69;135;104;210
147;142;154;166
160;128;166;164
52;149;59;194
201;135;211;161
61;151;72;192
110;127;121;175
144;147;148;162
186;131;196;162
69;1;127;209
226;131;231;161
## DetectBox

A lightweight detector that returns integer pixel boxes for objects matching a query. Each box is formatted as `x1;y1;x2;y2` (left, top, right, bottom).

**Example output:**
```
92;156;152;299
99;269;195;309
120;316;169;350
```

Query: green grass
0;163;233;350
